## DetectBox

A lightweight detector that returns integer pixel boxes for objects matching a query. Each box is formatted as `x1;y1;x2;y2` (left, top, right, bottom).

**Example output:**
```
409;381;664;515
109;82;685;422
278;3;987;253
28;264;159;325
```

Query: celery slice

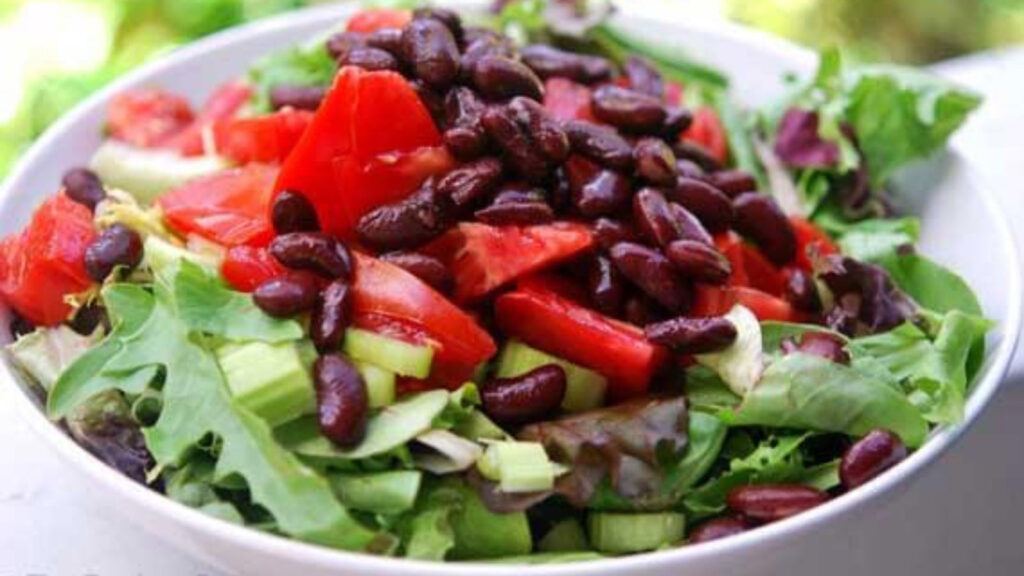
215;341;314;426
477;441;557;493
343;328;433;379
329;471;421;514
588;512;686;554
352;360;396;408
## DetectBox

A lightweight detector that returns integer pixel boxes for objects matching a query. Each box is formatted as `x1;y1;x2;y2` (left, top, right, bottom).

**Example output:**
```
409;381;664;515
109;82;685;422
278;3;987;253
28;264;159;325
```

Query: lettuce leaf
248;43;336;113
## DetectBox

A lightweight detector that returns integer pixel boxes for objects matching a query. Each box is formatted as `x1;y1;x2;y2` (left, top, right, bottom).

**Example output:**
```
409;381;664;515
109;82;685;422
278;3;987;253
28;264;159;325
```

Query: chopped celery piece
352;360;396;408
90;141;227;204
215;341;314;427
329;471;422;515
538;518;589;553
496;340;607;412
450;482;532;560
477;441;557;493
144;236;220;273
343;328;433;379
588;512;686;554
454;411;509;442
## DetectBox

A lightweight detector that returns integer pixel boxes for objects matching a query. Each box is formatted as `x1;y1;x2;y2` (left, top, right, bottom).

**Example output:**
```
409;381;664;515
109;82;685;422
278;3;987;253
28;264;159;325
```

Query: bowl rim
1;3;1020;574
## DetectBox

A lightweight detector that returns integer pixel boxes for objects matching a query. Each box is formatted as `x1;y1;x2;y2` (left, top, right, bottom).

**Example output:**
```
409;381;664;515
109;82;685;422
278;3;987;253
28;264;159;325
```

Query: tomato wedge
419;222;593;303
790;216;839;272
682;107;729;165
543;78;596;122
275;66;449;238
351;253;496;383
495;287;668;401
158;164;278;248
107;89;195;148
716;233;786;297
214;109;314;165
346;8;412;33
221;246;286;292
691;284;799;323
0;195;96;326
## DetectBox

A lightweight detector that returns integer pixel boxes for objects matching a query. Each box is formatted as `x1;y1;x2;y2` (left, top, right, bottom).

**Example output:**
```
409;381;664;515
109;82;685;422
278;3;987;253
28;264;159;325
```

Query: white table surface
1;24;1023;576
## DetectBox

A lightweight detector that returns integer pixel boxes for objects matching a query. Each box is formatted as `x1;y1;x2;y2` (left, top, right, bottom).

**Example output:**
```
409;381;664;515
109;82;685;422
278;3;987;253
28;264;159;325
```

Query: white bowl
0;3;1020;576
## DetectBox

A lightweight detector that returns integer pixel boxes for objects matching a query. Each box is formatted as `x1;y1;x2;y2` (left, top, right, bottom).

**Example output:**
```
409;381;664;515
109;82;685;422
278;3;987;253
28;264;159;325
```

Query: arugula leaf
721;353;929;447
248;43;336;113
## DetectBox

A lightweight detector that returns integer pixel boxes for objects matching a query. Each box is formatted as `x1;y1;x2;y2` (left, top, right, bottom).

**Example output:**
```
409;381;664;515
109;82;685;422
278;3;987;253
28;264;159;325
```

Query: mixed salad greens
1;0;987;563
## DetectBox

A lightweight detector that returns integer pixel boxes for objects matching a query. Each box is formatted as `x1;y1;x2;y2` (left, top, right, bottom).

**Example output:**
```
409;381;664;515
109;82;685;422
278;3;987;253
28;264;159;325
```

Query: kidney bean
510;97;570;162
673;141;723;172
379;252;452;293
562;120;634;171
410;80;448;129
462;26;500;46
366;27;404;56
84;224;143;281
412;7;463;43
437;157;504;211
314;353;368;447
727;484;829;523
460;34;518;81
669;203;715;246
666;239;732;284
272;190;320;234
840;429;908;490
68;302;110;336
624;296;664;326
732;192;797;265
588;255;626;315
311;279;352;352
482;100;567;183
519;44;613;84
645;316;737;353
62;167;106;210
550;166;572;213
661;108;693;141
623;55;664;99
269;232;352;279
444;86;488;159
633;188;682;248
634;137;677;186
565;156;631;219
666;176;734;233
253;274;318;318
269;85;326;112
688;516;749;544
675;158;707;180
475;198;554;226
356;181;453;252
326;31;367;60
473;56;544;101
785;268;822;313
783;331;850;365
609;242;692;313
708;169;758;198
481;364;567;426
592;218;639;251
402;18;460;89
591;85;667;134
338;47;400;72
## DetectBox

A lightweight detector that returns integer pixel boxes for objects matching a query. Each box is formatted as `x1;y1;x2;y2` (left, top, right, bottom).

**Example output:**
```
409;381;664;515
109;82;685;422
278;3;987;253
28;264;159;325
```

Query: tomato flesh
419;222;593;303
495;287;667;401
682;107;729;165
0;195;96;326
221;246;287;292
158;164;279;248
543;78;596;122
164;81;252;156
346;8;412;33
790;217;838;272
692;284;799;323
107;89;195;148
214;109;314;165
716;233;786;297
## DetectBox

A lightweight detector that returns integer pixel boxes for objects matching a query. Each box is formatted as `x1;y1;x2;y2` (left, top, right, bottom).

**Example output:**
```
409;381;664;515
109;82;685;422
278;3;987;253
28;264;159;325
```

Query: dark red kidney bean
550;166;572;213
491;184;544;205
269;232;352;279
269;85;326;112
473;56;544;101
708;169;758;198
675;158;707;180
666;239;732;284
565;156;631;219
410;80;448;129
460;34;518;81
412;7;463;43
726;484;829;523
519;45;613;84
732;192;797;265
311;279;352;352
645;316;737;353
661;108;693;141
462;26;500;46
609;242;692;313
314;353;368;447
443;86;488;159
624;296;664;326
592;218;639;251
84;225;144;281
475;199;554;226
634;138;677;186
62;167;106;210
482;100;568;183
587;256;626;316
401;18;460;89
666;177;734;233
784;332;851;365
563;120;634;171
633;188;683;248
623;55;664;99
673;141;724;172
689;516;749;544
9;314;34;340
68;302;110;336
840;429;908;490
338;47;400;72
669;203;715;246
366;27;404;56
591;85;667;134
272;190;320;234
510;97;570;162
253;274;318;318
326;31;366;60
356;181;453;252
785;268;822;313
481;364;567;426
437;157;503;211
379;252;452;294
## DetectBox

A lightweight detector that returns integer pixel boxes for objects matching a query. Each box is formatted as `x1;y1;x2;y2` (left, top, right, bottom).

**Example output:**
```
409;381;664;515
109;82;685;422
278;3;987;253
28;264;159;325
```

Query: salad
1;0;988;563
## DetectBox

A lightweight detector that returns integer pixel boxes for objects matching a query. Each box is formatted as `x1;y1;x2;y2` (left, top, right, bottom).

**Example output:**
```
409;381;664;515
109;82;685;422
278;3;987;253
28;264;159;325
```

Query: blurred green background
1;0;1021;181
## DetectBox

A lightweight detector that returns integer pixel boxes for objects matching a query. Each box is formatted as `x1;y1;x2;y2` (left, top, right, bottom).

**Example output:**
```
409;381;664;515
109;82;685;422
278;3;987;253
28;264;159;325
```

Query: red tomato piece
682;107;729;165
107;89;195;148
516;273;589;304
0;195;96;326
790;216;839;271
494;288;668;401
691;285;799;323
419;222;593;303
275;67;446;238
158;164;279;248
664;81;684;107
214;109;314;165
716;233;786;297
164;81;253;156
346;8;412;33
221;246;287;292
543;78;596;122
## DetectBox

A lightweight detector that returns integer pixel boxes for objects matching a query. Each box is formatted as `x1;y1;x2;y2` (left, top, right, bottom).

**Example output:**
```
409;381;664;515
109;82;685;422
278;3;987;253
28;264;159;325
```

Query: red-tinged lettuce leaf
774;108;841;169
815;254;919;336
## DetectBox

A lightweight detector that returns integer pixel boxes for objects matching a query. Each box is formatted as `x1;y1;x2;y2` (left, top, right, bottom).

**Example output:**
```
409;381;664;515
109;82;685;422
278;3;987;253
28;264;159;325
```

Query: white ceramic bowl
1;3;1020;575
